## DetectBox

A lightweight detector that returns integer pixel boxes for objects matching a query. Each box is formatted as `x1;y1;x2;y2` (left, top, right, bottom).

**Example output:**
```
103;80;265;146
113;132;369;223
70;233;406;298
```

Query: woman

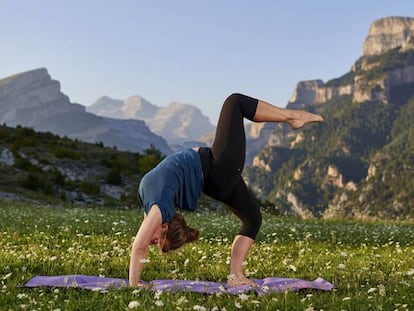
129;93;323;287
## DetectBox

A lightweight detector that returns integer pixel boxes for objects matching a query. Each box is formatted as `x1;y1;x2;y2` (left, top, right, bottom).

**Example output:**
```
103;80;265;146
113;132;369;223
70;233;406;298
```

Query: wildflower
288;264;297;272
338;264;346;269
235;301;242;309
138;258;150;263
406;268;414;276
238;293;249;301
367;287;377;294
184;258;189;266
193;305;207;311
17;293;28;299
176;296;188;305
2;273;12;280
154;290;162;300
128;301;140;309
155;300;164;307
378;284;386;296
342;297;351;301
218;285;226;292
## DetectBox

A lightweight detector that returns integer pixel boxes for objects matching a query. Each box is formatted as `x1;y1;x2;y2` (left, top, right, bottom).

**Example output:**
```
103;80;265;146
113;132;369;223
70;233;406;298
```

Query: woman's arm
129;205;163;287
227;235;256;287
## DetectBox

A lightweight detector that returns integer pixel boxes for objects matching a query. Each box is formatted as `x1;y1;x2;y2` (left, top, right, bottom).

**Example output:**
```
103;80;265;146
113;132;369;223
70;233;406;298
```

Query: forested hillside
245;47;414;220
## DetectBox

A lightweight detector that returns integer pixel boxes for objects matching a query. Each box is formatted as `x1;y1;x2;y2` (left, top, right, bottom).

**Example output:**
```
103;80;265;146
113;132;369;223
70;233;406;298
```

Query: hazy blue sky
0;1;413;124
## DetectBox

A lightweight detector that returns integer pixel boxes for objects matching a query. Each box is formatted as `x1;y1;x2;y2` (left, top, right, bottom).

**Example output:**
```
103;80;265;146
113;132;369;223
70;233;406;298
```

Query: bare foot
227;274;256;287
288;111;324;130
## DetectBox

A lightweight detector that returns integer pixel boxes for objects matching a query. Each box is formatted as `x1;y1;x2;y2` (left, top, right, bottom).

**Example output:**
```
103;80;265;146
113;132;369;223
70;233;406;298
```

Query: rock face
362;16;414;56
88;96;215;145
287;80;325;109
0;148;14;166
0;68;171;154
287;17;414;110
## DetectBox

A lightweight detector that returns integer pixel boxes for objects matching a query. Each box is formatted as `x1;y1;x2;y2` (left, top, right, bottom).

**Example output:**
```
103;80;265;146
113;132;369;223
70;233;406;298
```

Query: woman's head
161;213;199;253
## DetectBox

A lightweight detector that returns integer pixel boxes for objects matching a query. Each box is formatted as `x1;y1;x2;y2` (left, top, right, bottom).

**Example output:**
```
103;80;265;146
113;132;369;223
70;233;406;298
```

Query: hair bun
187;227;199;243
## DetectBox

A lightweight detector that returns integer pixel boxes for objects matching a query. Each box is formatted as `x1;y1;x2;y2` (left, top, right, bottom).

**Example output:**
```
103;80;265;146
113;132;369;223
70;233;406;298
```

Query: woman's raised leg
253;99;324;129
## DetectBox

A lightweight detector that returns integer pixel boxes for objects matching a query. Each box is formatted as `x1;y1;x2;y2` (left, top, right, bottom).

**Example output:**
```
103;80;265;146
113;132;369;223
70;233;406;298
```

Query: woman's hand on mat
227;273;256;287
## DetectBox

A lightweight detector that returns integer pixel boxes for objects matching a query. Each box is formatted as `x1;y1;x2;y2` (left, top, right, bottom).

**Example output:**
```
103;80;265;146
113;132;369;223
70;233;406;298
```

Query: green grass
1;200;413;310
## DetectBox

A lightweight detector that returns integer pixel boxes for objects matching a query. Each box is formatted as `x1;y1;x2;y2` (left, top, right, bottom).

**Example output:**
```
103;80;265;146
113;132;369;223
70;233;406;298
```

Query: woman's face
150;224;168;249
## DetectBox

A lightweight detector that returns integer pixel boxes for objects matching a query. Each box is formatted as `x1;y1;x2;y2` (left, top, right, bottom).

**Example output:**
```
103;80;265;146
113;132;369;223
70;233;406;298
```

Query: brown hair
162;213;199;253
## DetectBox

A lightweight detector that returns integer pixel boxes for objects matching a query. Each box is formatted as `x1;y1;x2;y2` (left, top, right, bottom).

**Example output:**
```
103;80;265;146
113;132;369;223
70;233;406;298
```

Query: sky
0;1;413;124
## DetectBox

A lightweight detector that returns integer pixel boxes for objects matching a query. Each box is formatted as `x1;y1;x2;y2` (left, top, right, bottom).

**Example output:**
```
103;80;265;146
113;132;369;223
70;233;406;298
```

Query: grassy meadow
0;200;413;310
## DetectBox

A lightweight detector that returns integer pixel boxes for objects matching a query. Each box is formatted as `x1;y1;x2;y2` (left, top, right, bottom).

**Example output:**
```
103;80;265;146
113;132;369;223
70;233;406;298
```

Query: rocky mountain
245;16;414;220
0;69;171;155
88;95;215;147
287;16;414;110
363;16;414;56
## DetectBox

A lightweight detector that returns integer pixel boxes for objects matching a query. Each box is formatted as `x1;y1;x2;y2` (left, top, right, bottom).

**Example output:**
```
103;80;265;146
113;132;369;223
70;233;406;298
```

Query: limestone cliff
362;16;414;56
287;80;325;109
287;17;414;109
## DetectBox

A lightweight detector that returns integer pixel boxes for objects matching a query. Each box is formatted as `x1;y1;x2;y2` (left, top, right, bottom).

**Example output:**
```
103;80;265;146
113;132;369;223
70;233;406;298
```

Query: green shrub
79;181;100;195
21;173;42;190
14;157;32;170
106;169;122;185
53;146;81;160
51;168;66;186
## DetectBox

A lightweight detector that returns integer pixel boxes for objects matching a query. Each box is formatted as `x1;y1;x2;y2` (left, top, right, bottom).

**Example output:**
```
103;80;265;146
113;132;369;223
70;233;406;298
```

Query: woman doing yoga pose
129;93;324;287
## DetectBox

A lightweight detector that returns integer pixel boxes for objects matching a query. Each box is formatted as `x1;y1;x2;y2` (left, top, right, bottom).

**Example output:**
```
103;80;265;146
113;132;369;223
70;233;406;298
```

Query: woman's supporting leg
225;177;261;287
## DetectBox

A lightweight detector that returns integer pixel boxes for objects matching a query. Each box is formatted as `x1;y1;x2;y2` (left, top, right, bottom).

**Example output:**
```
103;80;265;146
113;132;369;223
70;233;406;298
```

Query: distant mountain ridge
0;69;171;154
88;95;215;146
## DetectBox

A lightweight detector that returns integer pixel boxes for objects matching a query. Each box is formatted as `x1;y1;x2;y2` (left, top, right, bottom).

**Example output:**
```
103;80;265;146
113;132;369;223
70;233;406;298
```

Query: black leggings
199;93;262;239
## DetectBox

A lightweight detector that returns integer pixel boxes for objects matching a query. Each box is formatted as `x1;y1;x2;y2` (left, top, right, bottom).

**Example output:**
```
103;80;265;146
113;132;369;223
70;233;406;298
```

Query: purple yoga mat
24;275;333;294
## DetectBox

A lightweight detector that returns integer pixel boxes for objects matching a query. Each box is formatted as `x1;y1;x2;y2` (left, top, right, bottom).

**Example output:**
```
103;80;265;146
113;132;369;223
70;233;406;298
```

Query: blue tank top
138;149;203;223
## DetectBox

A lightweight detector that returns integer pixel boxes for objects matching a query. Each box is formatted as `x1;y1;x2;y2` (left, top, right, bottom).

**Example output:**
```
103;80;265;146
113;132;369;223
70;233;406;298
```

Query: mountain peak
88;96;214;145
362;16;414;56
0;67;51;87
0;69;171;154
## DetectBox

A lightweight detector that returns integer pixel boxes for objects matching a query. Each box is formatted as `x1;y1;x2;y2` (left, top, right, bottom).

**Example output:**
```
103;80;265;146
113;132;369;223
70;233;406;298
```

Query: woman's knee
239;210;262;240
223;93;257;121
224;93;244;107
